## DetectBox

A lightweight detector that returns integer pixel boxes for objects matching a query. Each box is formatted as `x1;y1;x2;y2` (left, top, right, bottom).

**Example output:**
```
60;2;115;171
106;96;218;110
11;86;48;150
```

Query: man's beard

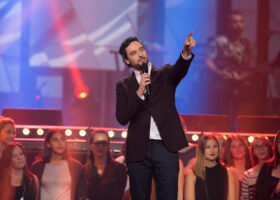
133;57;148;71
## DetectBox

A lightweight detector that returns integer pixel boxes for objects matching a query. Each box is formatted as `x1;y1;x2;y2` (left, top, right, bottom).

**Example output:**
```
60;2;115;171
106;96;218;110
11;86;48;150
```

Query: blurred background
0;0;279;129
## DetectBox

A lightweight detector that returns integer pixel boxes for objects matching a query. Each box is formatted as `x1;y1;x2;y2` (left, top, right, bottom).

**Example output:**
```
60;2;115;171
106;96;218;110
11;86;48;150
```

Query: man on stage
116;32;196;200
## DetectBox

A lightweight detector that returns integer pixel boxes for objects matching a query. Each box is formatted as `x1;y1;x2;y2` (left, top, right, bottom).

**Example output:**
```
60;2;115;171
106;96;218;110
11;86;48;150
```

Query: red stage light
75;86;89;99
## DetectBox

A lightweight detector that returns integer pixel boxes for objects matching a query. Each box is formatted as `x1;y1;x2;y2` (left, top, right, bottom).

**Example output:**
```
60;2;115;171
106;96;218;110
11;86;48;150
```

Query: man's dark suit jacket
116;54;194;163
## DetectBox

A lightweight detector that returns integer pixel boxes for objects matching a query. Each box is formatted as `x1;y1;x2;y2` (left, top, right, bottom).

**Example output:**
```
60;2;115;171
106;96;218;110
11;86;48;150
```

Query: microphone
140;62;150;96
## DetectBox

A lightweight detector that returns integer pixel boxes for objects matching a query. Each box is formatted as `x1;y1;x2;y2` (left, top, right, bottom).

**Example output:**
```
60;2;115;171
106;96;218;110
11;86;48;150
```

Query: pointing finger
187;31;193;39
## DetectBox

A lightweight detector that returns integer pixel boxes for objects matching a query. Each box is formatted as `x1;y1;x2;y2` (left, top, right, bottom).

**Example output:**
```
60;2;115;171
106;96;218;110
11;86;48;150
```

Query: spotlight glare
223;135;227;140
248;136;254;143
108;131;115;138
65;129;72;136
79;130;87;137
265;136;269;140
121;131;127;138
22;128;30;135
75;86;89;99
37;128;44;136
79;92;88;99
192;134;199;142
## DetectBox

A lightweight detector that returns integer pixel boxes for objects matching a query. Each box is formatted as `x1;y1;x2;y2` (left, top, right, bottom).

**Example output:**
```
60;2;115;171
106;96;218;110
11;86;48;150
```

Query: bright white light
248;136;254;143
108;131;115;138
192;134;199;142
79;130;87;137
22;128;30;135
121;131;127;138
65;129;72;136
37;129;44;136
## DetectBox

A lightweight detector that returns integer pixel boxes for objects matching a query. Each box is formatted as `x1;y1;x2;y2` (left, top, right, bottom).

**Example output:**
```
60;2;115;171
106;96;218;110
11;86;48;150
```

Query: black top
270;176;280;199
13;185;24;200
0;175;37;200
195;163;228;200
255;160;280;200
76;160;127;200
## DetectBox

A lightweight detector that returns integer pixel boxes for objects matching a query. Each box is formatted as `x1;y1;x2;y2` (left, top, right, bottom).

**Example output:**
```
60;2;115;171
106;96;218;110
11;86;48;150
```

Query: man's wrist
136;90;145;100
181;51;192;60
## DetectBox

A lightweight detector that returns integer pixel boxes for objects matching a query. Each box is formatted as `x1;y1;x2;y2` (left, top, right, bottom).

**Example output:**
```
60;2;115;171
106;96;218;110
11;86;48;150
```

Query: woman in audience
223;135;252;181
76;130;127;200
240;136;273;199
255;130;280;200
216;134;226;161
184;133;226;175
0;117;16;159
184;134;239;200
0;142;39;200
31;129;81;200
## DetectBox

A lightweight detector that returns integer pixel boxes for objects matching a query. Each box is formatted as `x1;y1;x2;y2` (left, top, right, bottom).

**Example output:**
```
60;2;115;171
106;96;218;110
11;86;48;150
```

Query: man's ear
124;58;130;65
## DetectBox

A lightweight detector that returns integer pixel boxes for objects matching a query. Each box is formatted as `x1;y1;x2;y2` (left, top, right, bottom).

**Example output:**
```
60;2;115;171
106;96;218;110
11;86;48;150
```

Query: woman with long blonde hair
184;134;238;200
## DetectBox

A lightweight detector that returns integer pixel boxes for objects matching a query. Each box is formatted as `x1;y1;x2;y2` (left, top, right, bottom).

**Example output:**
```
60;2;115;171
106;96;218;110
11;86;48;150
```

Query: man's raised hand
183;31;196;57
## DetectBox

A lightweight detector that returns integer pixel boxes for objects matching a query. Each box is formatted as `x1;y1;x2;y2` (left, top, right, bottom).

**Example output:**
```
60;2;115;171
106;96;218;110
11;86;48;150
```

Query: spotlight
108;130;115;138
79;130;87;137
22;128;30;136
65;129;72;136
75;86;89;99
121;131;127;139
37;129;44;136
223;135;227;140
265;136;269;140
248;136;254;143
192;134;199;142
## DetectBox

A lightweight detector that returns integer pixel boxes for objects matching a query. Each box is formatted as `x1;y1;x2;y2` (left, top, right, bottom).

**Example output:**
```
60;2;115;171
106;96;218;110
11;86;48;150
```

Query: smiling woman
240;136;273;200
0;142;39;200
223;135;252;181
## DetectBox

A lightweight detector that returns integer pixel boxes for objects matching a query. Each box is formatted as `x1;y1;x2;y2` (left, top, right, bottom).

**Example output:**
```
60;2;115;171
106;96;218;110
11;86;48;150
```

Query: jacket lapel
128;71;139;93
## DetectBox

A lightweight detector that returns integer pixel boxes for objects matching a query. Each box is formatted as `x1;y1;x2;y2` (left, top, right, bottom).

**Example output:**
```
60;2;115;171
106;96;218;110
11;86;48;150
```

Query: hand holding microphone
136;62;151;98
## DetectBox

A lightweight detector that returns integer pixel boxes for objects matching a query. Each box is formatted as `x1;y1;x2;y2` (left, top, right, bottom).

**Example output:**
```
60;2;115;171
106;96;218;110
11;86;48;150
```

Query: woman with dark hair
31;129;81;200
254;130;280;200
76;130;127;200
184;134;238;200
0;117;16;159
223;135;252;181
240;136;273;199
0;142;39;200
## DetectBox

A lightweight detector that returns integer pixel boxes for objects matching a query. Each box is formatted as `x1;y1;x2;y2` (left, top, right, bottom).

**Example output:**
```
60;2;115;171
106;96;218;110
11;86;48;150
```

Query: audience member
184;134;239;200
255;130;280;200
0;117;16;159
223;135;252;181
240;136;273;199
31;129;81;200
76;130;126;200
0;142;39;200
115;143;131;200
